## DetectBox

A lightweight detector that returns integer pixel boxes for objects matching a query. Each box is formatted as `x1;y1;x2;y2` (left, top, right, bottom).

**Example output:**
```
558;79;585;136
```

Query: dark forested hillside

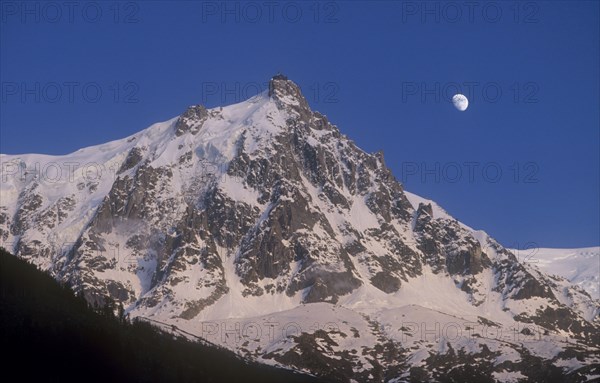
0;248;326;383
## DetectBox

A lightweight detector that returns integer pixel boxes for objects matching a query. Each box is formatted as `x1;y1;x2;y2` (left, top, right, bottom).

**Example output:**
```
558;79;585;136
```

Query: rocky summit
1;76;598;382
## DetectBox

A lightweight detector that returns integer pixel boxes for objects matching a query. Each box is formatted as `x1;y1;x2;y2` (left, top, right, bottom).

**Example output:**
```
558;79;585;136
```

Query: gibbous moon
452;94;469;111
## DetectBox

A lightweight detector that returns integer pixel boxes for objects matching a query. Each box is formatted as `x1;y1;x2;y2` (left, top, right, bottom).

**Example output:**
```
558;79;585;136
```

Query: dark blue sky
1;1;598;248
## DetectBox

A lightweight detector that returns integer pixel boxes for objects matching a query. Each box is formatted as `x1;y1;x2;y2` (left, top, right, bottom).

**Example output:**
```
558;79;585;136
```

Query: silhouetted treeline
0;248;326;383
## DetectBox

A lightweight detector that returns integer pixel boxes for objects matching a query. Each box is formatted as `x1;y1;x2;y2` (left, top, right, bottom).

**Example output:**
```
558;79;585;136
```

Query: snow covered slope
509;247;599;300
1;75;598;382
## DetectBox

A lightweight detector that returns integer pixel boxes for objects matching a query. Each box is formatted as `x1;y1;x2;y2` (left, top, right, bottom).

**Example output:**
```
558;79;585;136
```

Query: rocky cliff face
1;76;598;382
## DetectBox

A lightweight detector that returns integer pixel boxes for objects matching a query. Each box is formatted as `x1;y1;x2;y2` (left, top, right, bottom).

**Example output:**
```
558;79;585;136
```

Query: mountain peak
268;74;310;117
268;73;292;96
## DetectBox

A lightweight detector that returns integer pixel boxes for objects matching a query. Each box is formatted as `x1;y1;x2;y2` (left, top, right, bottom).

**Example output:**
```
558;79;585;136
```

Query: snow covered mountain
1;75;598;382
509;247;599;301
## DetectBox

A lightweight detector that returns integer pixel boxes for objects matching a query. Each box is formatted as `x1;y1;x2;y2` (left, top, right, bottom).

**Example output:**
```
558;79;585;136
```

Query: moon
452;94;469;111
